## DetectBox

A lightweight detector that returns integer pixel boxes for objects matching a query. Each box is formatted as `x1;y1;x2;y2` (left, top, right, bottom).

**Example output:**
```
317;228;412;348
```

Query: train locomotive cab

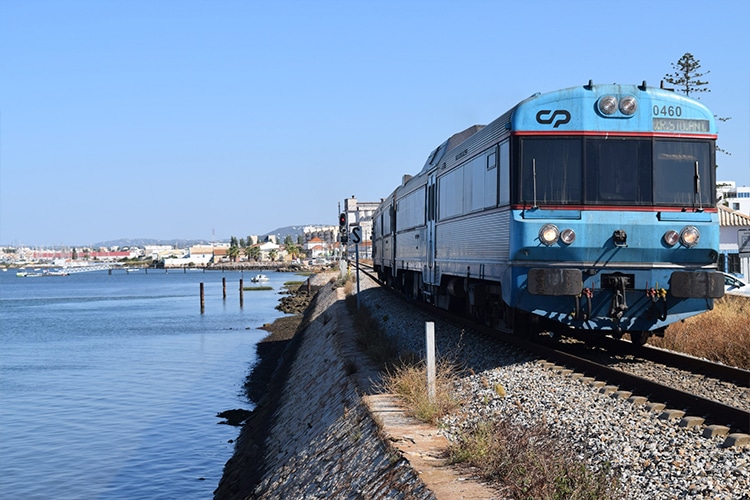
509;83;723;342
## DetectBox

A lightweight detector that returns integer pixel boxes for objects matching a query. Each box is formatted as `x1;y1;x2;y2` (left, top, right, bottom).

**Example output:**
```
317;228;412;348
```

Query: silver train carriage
372;82;723;344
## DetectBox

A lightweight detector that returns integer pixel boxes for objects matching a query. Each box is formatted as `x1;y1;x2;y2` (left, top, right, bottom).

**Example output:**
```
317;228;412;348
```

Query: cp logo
536;109;571;128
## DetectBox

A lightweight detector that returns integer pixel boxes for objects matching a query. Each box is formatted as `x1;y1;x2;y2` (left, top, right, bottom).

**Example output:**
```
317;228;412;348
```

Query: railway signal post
351;225;362;310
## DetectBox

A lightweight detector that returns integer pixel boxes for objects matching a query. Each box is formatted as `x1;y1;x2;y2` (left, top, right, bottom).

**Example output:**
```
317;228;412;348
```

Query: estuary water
0;268;290;499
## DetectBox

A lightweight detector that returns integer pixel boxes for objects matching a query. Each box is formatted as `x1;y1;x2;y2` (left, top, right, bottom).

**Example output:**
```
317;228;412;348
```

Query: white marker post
426;321;436;403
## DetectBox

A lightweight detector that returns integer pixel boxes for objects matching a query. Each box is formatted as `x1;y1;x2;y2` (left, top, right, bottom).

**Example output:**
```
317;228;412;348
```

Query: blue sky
1;0;748;246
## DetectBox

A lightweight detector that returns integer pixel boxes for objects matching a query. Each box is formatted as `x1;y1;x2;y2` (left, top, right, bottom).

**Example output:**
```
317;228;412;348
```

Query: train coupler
608;277;629;320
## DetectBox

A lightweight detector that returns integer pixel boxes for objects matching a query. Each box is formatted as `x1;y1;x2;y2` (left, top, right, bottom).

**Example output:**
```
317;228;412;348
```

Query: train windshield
515;137;715;207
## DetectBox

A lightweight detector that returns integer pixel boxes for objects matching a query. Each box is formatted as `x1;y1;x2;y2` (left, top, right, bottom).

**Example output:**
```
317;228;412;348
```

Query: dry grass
650;295;750;369
378;359;621;498
379;360;465;425
447;420;621;500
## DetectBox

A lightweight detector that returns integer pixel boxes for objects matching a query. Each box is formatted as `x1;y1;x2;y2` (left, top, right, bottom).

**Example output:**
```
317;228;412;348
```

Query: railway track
355;262;750;436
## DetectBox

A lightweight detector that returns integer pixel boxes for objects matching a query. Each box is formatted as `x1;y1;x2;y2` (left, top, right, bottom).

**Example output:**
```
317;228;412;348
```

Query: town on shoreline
0;225;361;272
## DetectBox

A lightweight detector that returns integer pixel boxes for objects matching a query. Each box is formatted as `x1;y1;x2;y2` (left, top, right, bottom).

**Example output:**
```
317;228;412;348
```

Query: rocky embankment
214;274;435;499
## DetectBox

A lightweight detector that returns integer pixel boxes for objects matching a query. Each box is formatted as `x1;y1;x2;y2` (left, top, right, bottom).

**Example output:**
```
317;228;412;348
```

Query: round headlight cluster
663;226;701;248
539;225;576;246
597;95;638;116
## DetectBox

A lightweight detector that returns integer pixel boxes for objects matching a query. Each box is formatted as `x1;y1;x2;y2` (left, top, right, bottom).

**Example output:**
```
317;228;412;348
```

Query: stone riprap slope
215;277;435;500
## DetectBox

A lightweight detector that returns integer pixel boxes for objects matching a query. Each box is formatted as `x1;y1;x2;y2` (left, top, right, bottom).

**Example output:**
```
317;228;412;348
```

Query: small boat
251;274;269;283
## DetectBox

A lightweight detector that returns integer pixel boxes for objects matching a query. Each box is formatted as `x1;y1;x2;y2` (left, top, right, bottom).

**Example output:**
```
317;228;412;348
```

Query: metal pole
355;242;360;310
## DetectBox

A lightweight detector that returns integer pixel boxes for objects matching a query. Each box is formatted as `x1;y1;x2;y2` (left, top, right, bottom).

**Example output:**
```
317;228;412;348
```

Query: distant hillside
92;238;214;249
92;224;328;248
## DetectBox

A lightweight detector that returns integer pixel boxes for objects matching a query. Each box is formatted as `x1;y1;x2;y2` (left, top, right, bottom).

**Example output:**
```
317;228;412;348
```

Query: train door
389;202;397;283
425;174;437;286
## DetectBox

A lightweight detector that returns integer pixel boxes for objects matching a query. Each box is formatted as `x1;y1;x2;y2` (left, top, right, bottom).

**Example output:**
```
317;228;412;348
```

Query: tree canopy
664;52;731;157
663;52;710;98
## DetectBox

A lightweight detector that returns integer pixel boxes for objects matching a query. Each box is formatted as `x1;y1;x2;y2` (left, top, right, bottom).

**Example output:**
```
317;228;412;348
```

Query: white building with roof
717;181;750;216
718;204;750;281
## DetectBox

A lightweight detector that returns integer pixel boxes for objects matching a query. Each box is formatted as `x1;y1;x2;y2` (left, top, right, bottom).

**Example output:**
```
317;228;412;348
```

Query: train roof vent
445;125;485;152
402;174;413;185
420;124;485;175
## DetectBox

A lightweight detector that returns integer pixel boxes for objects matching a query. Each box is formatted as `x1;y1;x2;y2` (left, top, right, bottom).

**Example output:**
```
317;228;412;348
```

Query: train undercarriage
377;266;717;346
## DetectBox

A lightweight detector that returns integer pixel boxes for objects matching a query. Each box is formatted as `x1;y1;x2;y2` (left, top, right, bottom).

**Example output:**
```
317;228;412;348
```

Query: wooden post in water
222;277;227;300
239;278;244;308
200;283;205;314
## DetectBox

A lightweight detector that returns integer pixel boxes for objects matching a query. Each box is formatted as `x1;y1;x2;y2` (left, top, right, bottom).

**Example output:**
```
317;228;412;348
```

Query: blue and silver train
372;82;723;344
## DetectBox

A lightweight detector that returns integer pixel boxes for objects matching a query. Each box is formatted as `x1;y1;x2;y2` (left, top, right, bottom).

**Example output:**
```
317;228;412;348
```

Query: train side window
464;156;485;213
438;168;463;219
498;140;510;205
397;186;427;230
484;150;498;208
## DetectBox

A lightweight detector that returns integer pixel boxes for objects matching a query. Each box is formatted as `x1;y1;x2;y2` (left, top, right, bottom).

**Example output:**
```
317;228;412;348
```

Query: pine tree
663;52;710;98
664;52;731;157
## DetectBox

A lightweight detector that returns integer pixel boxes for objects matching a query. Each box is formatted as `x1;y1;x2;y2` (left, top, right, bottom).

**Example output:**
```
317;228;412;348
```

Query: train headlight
539;224;559;246
560;228;576;245
663;230;679;247
619;96;638;115
680;226;700;247
598;95;618;115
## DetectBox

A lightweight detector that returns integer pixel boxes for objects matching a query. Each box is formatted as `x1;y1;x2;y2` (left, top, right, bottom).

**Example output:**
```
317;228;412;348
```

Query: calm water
0;268;290;499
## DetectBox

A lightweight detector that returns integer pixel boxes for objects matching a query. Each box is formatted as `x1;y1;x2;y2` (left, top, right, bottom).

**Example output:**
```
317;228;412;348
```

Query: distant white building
304;225;337;245
304;237;328;258
718;205;750;281
342;195;379;246
145;245;175;261
258;241;280;261
717;181;750;216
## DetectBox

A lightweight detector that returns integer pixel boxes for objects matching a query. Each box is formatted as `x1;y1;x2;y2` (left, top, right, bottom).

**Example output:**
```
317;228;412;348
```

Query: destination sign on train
652;118;710;133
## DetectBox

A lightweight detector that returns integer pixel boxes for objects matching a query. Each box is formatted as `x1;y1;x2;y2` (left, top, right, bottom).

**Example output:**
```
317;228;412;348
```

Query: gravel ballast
354;273;750;499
